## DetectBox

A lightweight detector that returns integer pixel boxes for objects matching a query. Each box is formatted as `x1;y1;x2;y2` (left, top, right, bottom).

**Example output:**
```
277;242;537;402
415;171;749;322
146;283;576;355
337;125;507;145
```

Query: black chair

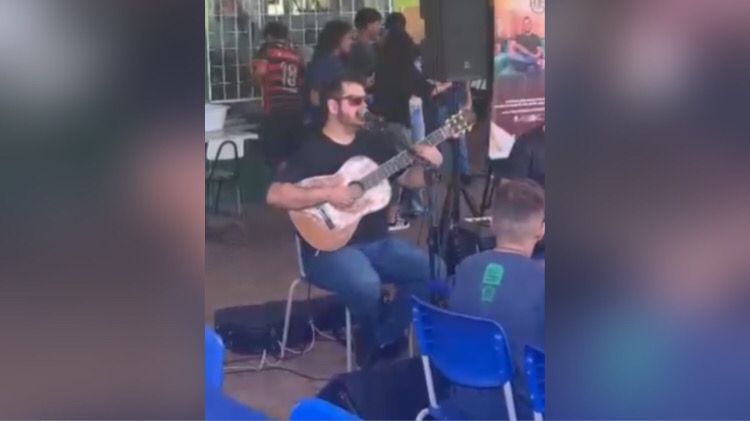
206;140;243;216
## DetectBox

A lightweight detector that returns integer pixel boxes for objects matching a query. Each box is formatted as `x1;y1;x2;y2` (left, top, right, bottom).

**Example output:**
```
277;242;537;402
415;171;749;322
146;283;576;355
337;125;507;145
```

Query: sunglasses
335;95;366;106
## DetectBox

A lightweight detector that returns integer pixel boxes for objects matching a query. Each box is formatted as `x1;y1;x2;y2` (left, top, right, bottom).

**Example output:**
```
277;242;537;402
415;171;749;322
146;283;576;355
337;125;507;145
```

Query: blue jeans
507;51;540;72
302;237;430;347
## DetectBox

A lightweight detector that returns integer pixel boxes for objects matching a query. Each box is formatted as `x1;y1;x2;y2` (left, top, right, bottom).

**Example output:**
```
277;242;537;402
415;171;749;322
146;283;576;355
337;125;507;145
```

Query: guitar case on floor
214;295;348;355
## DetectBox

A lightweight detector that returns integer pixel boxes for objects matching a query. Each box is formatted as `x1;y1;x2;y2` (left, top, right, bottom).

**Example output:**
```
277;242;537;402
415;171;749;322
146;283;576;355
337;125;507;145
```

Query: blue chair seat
205;326;270;420
290;398;360;420
205;390;269;420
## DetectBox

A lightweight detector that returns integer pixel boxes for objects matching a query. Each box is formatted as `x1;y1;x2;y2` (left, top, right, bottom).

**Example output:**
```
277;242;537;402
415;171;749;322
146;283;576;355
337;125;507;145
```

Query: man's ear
327;97;339;116
537;219;546;241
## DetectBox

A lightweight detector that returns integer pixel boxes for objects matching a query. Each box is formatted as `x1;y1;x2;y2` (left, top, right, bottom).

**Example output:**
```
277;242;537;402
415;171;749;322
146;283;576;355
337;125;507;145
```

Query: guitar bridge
317;207;336;230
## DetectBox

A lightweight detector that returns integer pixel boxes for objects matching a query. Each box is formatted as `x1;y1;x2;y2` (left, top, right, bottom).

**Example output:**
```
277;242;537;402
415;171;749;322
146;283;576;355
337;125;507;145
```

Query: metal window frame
206;0;393;104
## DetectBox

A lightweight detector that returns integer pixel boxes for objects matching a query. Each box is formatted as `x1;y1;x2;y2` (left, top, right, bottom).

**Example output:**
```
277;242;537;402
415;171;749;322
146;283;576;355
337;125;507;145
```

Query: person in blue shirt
305;20;355;128
447;179;545;419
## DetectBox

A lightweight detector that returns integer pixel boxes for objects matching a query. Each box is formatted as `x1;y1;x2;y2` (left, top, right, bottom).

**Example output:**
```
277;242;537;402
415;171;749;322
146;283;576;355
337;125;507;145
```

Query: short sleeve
366;128;400;164
253;43;268;61
312;56;344;91
273;146;307;183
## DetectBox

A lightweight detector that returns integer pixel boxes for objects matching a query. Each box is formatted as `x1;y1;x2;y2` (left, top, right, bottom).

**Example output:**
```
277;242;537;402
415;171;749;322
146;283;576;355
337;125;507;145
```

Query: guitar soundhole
348;181;364;198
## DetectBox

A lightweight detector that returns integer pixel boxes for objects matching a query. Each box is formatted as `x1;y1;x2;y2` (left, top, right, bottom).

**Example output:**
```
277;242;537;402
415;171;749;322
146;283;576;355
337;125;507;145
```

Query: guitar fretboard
359;126;450;190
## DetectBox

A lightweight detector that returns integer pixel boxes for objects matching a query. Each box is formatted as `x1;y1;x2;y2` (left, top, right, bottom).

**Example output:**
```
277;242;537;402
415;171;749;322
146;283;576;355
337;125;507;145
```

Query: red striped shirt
253;40;304;115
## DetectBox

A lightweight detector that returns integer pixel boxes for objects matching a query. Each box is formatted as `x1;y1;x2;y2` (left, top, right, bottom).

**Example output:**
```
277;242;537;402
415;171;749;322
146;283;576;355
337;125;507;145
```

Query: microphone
359;109;385;126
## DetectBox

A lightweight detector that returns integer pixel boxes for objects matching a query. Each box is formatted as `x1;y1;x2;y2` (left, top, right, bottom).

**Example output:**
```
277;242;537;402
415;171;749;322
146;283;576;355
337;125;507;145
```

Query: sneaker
388;217;410;231
377;335;409;361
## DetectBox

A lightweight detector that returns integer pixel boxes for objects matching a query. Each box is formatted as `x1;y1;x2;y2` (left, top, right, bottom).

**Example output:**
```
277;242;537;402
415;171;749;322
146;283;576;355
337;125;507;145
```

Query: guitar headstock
445;109;477;138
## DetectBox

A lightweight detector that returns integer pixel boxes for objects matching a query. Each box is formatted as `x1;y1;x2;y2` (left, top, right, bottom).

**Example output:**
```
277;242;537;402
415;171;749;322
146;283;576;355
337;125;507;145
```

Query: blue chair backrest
411;296;513;388
524;345;545;414
290;398;361;421
205;325;225;392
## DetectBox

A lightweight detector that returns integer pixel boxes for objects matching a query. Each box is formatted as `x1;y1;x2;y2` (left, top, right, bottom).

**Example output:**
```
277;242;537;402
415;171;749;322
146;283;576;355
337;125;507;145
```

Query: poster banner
489;0;545;159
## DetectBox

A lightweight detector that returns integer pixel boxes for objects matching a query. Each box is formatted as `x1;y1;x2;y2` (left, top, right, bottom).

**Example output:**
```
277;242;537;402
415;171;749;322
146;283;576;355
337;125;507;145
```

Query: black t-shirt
515;33;542;54
274;130;399;252
348;40;378;80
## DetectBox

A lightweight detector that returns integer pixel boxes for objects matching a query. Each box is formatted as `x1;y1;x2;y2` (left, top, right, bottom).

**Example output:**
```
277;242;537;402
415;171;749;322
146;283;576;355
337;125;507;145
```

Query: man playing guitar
266;74;443;367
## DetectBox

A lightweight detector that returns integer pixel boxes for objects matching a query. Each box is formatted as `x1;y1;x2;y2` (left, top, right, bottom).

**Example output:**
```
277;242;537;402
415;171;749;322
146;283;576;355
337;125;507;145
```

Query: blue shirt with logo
446;250;544;419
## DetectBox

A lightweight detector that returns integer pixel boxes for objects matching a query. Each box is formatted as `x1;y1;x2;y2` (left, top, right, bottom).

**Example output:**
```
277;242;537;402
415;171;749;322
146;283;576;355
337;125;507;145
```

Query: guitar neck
358;126;451;191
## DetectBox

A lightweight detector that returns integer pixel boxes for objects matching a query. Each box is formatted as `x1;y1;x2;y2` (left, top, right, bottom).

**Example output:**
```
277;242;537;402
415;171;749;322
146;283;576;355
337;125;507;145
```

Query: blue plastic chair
205;325;225;392
289;398;361;421
411;297;517;421
205;326;269;420
206;390;270;420
524;346;545;420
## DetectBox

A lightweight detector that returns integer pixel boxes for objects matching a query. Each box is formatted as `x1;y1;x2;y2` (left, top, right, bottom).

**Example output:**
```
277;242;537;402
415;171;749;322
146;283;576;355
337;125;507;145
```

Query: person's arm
266;181;359;210
250;45;268;86
397;144;443;188
411;66;451;98
250;59;267;86
464;83;473;111
532;46;543;59
513;41;534;56
266;145;361;210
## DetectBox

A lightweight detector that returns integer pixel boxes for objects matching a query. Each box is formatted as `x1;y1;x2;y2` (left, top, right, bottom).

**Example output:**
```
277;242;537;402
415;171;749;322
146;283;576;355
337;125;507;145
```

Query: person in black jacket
495;124;545;187
372;27;451;227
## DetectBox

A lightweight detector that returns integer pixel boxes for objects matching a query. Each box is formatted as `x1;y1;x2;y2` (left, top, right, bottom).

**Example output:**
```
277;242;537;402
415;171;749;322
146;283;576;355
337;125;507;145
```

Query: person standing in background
349;8;382;85
372;25;450;229
305;20;355;129
441;80;473;185
251;21;305;171
496;124;545;187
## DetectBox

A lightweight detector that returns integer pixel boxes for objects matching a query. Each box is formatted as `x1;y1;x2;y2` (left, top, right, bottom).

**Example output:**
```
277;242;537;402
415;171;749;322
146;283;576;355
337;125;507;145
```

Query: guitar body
288;109;476;252
289;155;392;252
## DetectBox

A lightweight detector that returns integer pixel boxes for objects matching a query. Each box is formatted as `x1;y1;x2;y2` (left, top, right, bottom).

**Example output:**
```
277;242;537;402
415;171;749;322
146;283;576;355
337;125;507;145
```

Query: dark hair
320;72;366;118
313;20;353;61
262;21;288;40
354;8;383;30
384;12;407;32
375;27;419;93
492;179;545;239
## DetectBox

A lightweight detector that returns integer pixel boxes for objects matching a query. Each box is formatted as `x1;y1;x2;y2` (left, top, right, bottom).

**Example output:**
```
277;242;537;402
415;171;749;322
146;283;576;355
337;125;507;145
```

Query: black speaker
318;357;451;420
420;0;491;81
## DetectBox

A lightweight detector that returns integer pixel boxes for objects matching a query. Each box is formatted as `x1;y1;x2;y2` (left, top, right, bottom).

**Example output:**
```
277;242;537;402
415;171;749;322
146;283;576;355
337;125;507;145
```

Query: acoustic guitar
290;109;476;251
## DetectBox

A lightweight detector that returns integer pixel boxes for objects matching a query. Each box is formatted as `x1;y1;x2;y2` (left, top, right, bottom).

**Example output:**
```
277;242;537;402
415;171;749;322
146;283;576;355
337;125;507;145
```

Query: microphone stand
424;166;443;283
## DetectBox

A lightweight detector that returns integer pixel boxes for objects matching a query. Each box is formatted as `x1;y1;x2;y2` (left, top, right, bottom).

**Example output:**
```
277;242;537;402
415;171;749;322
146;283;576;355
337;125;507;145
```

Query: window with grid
206;0;392;104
